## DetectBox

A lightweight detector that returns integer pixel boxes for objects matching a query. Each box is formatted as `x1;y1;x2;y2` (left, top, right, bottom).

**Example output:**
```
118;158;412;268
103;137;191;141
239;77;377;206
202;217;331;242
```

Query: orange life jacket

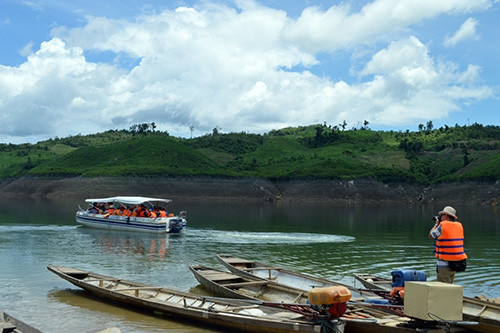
150;211;157;218
435;221;467;261
159;211;167;218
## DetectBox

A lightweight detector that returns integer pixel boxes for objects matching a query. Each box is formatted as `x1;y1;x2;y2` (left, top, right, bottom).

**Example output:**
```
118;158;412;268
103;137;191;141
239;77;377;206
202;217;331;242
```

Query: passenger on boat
88;203;100;214
159;208;167;218
122;206;132;216
107;205;115;214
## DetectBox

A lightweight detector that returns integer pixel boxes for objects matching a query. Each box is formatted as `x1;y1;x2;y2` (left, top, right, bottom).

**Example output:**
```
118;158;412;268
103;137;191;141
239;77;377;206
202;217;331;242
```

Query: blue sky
0;0;499;143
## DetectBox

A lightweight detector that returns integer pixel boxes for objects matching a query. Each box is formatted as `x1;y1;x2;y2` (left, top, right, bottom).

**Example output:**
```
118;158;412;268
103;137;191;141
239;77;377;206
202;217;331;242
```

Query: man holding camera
428;206;467;283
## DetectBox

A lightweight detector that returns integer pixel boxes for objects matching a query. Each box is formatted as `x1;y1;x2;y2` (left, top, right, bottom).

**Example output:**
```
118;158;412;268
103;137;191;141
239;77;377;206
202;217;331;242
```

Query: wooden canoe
354;273;500;333
190;265;310;304
0;311;42;333
47;265;338;333
216;254;378;301
191;264;472;333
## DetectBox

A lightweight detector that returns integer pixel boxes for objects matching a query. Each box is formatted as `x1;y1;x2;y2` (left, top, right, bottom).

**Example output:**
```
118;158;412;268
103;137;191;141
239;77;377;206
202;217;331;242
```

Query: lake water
0;197;499;332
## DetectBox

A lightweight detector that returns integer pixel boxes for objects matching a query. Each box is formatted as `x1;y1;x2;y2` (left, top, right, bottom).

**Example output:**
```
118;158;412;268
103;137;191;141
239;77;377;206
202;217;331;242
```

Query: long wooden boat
190;265;310;304
76;196;187;233
354;273;500;333
0;311;43;333
216;254;377;301
47;265;343;333
190;264;471;333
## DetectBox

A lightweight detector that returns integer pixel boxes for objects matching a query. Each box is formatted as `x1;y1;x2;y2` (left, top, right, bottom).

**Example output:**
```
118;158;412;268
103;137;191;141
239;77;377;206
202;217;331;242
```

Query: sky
0;0;499;144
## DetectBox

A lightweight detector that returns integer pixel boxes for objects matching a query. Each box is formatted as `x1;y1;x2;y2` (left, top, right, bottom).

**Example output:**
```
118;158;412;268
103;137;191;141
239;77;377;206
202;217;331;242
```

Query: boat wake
189;229;354;244
0;224;77;232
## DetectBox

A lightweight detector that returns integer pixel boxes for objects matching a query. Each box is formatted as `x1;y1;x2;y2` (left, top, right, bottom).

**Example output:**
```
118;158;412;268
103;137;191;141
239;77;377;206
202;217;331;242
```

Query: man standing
429;206;467;283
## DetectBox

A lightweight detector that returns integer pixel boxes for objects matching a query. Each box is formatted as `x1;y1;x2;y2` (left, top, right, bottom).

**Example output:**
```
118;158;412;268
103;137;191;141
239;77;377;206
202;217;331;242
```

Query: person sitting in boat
88;203;100;214
130;206;138;217
158;207;167;218
114;205;126;216
136;204;148;217
122;205;132;216
103;204;116;218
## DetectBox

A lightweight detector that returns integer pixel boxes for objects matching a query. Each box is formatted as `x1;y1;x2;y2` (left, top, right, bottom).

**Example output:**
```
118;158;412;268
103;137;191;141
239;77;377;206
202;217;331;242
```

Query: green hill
0;123;498;183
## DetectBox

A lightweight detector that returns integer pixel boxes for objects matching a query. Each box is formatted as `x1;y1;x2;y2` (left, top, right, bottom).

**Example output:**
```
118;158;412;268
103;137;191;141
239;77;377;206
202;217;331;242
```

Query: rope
427;313;452;333
315;317;343;333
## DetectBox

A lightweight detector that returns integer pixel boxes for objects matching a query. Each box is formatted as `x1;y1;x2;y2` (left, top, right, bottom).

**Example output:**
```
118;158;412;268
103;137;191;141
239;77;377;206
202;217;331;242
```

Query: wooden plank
241;267;276;271
206;273;242;281
224;258;254;264
114;287;163;292
222;281;268;288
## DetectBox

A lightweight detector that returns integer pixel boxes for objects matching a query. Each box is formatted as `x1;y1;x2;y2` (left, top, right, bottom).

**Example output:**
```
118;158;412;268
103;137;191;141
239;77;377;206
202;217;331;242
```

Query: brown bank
0;176;498;206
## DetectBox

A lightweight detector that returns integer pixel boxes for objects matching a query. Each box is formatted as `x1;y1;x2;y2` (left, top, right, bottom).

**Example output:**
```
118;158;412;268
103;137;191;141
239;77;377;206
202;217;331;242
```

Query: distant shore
0;176;498;206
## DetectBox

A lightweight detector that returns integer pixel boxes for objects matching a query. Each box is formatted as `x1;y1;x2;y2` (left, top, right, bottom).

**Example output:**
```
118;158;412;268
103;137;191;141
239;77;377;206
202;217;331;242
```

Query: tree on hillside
129;122;156;135
426;120;434;131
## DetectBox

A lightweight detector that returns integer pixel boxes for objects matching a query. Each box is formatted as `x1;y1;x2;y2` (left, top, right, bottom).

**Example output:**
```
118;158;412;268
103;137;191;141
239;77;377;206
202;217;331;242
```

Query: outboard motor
308;286;352;318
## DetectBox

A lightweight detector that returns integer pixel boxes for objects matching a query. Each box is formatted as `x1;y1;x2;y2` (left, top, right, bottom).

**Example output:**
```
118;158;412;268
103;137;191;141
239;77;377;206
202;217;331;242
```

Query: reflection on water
47;289;221;333
80;228;173;260
0;198;499;332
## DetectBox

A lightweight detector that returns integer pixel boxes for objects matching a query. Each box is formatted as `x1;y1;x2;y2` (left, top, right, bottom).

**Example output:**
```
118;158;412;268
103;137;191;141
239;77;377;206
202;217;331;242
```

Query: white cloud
0;0;496;143
444;18;479;47
283;0;491;53
19;41;34;57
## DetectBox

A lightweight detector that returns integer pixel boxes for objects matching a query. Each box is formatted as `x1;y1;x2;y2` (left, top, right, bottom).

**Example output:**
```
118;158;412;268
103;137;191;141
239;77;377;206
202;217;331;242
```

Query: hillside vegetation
1;123;498;184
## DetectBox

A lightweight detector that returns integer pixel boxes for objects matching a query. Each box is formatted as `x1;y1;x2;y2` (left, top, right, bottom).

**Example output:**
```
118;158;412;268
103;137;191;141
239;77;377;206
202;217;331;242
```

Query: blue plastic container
391;270;427;287
364;298;389;305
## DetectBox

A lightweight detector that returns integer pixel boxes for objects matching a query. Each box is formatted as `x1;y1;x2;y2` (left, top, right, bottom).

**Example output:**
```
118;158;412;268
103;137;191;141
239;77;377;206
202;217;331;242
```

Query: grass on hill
0;123;498;183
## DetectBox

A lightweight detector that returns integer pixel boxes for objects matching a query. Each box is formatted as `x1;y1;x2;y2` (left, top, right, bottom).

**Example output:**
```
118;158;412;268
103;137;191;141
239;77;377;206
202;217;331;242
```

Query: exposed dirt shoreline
0;176;498;206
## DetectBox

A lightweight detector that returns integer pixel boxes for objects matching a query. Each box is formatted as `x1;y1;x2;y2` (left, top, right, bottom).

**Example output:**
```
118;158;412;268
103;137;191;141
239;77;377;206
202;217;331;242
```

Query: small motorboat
76;196;186;233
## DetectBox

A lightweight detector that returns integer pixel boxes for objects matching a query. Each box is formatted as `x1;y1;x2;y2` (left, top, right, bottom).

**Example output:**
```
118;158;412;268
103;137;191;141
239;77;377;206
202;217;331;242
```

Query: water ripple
188;229;355;244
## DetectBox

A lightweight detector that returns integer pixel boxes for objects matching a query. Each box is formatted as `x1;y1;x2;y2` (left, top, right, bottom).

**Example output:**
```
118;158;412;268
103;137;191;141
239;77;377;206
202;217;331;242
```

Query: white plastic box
404;281;463;321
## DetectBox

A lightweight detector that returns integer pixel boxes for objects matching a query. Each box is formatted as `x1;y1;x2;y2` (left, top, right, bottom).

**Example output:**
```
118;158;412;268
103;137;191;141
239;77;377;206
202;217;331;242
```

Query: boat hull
47;265;333;333
76;211;186;233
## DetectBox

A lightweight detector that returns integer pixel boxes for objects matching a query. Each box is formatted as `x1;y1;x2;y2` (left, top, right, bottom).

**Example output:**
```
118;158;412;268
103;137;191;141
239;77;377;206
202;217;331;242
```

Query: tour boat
76;196;186;233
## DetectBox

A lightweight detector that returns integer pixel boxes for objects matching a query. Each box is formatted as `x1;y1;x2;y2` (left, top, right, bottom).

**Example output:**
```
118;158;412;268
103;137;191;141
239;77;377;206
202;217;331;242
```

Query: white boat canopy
85;196;172;205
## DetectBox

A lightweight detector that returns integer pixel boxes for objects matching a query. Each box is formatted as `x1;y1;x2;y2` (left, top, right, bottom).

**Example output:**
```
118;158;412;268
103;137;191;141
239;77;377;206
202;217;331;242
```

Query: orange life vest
159;211;167;218
435;221;467;261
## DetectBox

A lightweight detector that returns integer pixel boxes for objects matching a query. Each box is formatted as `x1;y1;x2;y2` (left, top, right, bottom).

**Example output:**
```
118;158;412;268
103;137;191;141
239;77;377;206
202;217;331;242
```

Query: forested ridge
1;123;498;184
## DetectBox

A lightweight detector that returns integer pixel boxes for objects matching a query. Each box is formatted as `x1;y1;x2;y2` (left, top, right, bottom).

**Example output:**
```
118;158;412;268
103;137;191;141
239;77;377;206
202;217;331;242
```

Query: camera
432;215;441;223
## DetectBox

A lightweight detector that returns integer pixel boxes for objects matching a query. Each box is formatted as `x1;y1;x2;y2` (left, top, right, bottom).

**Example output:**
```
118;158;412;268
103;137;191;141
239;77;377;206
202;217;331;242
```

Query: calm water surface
0;197;499;332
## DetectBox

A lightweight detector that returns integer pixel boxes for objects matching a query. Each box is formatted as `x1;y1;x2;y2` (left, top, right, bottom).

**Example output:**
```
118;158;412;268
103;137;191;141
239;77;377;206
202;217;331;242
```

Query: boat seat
205;273;241;281
222;281;268;288
241;267;275;271
224;258;254;264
